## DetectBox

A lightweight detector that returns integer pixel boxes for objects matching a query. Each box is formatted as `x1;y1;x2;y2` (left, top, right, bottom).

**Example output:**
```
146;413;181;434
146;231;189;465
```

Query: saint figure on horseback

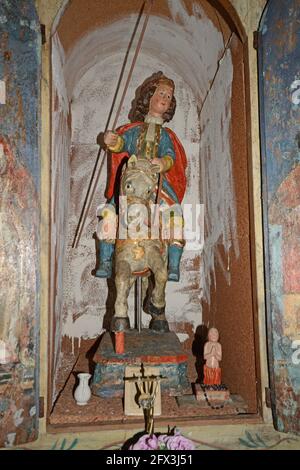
96;72;187;332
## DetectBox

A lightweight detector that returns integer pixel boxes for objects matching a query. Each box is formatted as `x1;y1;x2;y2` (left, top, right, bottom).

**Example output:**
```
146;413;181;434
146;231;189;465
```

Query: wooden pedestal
91;330;190;398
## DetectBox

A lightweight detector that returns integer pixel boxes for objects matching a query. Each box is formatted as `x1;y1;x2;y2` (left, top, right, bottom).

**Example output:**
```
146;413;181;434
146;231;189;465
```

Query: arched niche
48;0;260;425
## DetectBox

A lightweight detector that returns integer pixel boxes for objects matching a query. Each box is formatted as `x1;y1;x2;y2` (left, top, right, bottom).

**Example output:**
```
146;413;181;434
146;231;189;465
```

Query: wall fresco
259;0;300;433
0;1;40;447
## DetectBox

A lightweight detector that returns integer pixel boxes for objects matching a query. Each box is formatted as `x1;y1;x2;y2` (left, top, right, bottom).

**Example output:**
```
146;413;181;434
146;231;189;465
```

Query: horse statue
111;155;170;334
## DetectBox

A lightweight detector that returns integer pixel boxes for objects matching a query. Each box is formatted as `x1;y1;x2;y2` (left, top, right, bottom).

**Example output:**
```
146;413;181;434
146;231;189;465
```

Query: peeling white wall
52;0;236;348
199;48;238;305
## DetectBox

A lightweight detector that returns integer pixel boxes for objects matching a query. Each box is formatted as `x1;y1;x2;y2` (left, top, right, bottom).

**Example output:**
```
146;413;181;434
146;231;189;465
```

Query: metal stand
135;277;143;333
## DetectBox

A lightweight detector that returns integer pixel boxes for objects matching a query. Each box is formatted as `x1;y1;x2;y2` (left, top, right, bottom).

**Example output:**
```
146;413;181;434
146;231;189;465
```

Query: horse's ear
127;154;137;169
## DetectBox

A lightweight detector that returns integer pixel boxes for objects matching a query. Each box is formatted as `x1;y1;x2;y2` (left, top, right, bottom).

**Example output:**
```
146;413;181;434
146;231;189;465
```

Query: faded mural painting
259;0;300;433
0;1;40;447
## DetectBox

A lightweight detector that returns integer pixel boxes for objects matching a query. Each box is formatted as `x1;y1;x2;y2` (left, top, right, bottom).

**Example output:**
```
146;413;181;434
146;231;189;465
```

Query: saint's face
149;84;173;118
208;328;219;342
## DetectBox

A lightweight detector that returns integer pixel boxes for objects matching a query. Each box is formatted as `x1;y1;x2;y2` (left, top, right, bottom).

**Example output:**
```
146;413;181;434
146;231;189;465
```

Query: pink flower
128;430;195;451
161;430;195;450
129;434;158;450
157;434;169;446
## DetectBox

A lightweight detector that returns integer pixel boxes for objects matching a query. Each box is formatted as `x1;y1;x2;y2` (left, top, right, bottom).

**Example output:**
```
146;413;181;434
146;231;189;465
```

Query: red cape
105;122;187;203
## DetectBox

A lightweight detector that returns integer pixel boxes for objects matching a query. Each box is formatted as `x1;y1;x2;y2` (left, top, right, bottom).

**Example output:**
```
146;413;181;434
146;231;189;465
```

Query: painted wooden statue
96;72;187;333
203;327;222;385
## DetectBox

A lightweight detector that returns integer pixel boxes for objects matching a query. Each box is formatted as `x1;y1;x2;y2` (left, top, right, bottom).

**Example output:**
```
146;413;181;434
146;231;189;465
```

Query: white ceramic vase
74;373;92;406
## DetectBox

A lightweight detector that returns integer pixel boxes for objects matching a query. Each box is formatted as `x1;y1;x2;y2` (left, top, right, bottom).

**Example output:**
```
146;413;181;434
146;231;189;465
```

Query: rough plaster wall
58;1;235;344
199;49;237;304
51;33;71;397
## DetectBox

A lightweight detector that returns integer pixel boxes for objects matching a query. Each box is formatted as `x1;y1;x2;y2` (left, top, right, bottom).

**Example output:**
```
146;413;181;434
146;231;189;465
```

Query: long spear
72;0;154;248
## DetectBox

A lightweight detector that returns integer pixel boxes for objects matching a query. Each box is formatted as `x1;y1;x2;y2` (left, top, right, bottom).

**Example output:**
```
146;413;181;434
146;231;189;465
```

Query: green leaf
245;431;258;446
239;438;258;449
60;438;67;450
67;439;79;450
255;434;267;448
51;440;58;450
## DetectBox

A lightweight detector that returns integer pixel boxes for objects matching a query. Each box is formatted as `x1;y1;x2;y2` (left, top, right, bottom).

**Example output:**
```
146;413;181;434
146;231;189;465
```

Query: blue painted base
91;330;191;398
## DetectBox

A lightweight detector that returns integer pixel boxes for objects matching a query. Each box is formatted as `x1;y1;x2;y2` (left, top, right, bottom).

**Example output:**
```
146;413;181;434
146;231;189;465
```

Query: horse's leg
147;249;169;332
111;259;133;332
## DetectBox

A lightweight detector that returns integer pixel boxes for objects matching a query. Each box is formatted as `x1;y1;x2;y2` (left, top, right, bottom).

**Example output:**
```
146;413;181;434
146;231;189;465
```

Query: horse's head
120;155;158;203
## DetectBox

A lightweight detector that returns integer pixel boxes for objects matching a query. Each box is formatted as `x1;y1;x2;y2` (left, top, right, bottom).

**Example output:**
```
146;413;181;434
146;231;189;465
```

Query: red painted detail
115;332;125;354
139;353;188;363
94;353;188;365
203;365;222;385
105;122;187;203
